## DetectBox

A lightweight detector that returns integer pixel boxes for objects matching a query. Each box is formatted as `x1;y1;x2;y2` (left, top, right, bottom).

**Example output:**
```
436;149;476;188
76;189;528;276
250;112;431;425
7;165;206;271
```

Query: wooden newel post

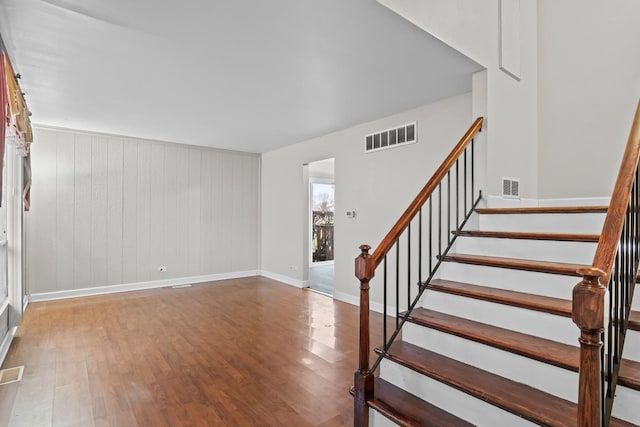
573;267;606;427
354;244;375;427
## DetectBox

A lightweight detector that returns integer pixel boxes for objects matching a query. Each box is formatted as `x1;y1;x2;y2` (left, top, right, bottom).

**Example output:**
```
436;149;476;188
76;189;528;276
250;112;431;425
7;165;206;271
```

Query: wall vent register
502;177;520;198
365;122;416;153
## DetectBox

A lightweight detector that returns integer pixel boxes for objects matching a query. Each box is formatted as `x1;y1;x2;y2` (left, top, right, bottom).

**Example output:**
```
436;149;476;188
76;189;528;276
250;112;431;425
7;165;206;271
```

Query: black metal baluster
607;267;614;398
471;139;475;200
637;176;640;290
407;224;411;310
438;183;442;257
601;328;606;416
464;149;468;214
447;171;451;245
603;252;621;397
429;197;433;273
613;254;620;381
396;241;399;329
624;216;630;326
383;256;387;351
618;217;637;352
456;160;460;229
625;216;630;345
419;208;422;284
635;179;639;308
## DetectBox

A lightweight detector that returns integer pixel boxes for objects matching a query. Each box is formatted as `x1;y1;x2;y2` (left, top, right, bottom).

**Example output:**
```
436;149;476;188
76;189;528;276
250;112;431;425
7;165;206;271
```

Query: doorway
308;159;334;296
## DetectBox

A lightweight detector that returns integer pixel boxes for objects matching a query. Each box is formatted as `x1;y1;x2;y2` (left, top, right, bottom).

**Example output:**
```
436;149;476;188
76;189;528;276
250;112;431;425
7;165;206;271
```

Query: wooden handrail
370;117;484;266
592;100;640;284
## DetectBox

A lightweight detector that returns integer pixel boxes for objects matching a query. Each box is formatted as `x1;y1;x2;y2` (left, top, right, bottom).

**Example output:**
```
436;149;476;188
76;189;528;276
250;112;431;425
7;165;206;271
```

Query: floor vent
171;284;192;289
0;366;24;386
365;122;417;153
502;177;520;198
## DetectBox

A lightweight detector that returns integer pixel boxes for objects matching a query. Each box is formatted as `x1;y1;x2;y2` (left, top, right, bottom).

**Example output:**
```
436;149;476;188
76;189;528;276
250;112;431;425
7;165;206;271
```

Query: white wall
537;0;640;199
377;0;640;201
261;93;474;304
27;127;260;296
376;0;539;199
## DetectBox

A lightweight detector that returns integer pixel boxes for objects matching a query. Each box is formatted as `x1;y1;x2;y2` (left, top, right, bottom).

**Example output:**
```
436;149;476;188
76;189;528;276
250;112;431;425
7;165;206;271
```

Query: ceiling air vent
365;122;417;153
502;177;520;199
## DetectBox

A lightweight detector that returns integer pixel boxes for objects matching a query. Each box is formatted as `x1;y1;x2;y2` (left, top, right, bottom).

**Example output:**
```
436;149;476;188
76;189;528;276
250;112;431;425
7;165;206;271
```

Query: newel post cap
572;267;607;330
355;244;376;283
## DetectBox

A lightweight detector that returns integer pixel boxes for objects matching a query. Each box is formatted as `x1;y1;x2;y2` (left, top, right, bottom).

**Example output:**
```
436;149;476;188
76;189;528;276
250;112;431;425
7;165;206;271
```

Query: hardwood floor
0;276;388;427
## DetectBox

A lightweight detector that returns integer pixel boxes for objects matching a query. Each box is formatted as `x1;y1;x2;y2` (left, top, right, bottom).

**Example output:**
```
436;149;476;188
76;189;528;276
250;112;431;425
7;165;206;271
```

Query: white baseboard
333;291;358;306
0;326;17;367
482;195;539;208
537;197;610;207
28;270;260;303
259;271;307;288
333;291;397;317
484;195;610;208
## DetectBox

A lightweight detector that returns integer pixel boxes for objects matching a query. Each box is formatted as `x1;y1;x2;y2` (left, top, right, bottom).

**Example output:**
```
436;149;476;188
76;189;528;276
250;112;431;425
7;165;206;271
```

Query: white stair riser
611;385;640;425
624;330;640;362
420;290;578;346
633;284;639;310
379;359;537;427
403;323;578;401
370;410;398;427
478;213;605;234
452;237;596;265
437;262;578;300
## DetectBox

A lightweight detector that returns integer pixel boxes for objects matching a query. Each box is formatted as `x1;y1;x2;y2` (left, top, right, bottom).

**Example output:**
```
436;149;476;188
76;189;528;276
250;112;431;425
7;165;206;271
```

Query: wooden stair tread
440;253;588;277
378;341;579;426
367;378;474;427
378;341;634;427
620;358;640;391
453;230;600;242
402;307;579;371
427;279;572;317
630;310;640;331
611;418;640;427
475;206;608;214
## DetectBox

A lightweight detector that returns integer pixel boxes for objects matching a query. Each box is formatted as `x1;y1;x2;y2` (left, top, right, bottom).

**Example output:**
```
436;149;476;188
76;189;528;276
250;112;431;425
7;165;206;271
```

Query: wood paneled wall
27;127;259;295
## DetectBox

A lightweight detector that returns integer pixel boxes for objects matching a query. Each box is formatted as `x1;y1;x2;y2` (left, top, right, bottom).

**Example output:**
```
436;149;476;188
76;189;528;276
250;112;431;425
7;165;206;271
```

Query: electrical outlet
158;266;167;272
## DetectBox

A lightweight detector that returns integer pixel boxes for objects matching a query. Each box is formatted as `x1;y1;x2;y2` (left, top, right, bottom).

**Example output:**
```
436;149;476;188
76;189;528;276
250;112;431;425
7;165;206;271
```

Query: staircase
367;205;640;426
353;102;640;426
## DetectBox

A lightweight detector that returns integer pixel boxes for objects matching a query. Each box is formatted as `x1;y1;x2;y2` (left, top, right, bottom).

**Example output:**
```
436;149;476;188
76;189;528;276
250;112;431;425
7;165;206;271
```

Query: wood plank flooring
0;276;388;427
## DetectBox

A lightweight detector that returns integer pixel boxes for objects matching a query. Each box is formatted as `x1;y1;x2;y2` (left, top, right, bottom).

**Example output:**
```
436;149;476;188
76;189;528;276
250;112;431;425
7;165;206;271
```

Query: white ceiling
0;0;482;153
